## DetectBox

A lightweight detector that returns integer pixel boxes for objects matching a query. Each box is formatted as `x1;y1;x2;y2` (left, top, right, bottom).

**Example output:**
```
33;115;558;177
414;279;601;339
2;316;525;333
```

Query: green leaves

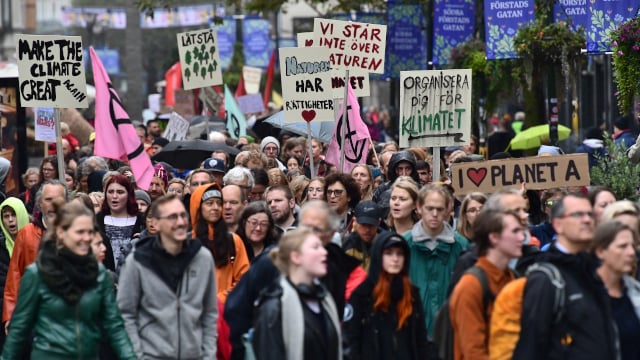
591;135;640;201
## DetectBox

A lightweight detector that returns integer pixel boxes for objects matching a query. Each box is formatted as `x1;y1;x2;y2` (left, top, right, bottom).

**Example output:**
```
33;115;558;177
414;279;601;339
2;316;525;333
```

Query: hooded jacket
2;213;46;323
343;231;429;360
117;235;218;360
189;183;250;303
0;198;29;257
513;245;620;360
372;151;419;217
575;139;606;169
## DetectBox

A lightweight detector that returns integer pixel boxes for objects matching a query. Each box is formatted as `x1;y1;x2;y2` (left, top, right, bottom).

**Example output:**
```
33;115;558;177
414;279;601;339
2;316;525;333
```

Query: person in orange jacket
190;182;249;303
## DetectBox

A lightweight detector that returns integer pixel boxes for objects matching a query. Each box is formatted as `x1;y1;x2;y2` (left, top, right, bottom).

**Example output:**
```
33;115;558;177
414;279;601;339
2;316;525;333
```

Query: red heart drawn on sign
305;39;313;47
467;168;487;187
302;110;316;122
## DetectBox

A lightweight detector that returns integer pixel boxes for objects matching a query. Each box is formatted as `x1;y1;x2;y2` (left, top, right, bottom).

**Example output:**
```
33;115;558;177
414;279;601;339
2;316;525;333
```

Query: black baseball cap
354;201;381;226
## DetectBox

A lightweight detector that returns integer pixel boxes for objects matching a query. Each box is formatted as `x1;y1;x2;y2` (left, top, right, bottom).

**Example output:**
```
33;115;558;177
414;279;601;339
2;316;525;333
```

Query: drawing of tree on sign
200;44;206;59
193;47;200;61
185;51;192;66
212;60;217;71
193;61;199;75
208;63;214;78
209;46;215;60
204;52;210;64
200;66;206;79
184;68;191;81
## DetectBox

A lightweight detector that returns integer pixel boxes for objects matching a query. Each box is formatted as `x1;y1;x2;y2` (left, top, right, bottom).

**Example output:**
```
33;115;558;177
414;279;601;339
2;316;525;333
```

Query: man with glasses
259;136;286;171
513;194;619;360
403;184;468;335
118;195;218;359
224;200;366;360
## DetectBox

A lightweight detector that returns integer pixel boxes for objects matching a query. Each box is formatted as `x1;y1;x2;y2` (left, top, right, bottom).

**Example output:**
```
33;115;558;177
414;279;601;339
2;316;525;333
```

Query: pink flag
90;47;154;190
326;82;371;174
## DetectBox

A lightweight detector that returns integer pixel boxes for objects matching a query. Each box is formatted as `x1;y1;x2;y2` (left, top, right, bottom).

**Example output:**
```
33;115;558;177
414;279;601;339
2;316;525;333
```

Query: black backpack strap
525;262;566;323
465;266;495;321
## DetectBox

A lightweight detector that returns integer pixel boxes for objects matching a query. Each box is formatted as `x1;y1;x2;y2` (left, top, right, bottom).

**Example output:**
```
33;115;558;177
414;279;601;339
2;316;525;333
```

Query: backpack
433;266;494;360
489;262;566;360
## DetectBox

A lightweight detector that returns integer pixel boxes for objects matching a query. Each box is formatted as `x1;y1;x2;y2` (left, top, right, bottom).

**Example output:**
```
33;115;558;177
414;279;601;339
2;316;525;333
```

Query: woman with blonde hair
351;164;374;201
455;192;488;243
289;176;310;205
304;177;326;203
388;177;420;235
267;168;289;186
252;227;341;360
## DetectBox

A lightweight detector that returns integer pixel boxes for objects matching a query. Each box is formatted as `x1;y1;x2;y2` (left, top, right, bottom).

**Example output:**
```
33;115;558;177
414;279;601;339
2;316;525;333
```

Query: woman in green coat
1;199;135;360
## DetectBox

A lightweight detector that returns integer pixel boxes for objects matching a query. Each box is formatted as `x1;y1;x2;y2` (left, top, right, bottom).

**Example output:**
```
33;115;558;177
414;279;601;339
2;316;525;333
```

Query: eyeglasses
327;189;344;197
157;212;189;223
247;219;270;228
308;187;324;193
466;207;482;214
560;211;594;219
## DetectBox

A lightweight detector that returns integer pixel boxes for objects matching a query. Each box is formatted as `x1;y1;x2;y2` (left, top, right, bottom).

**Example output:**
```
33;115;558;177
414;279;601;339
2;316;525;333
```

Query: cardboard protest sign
312;19;381;98
279;47;334;123
297;32;315;47
15;34;88;108
237;93;265;114
242;66;262;94
451;154;590;195
199;87;223;114
173;89;195;119
162;112;190;141
34;108;56;142
399;69;472;148
177;28;223;90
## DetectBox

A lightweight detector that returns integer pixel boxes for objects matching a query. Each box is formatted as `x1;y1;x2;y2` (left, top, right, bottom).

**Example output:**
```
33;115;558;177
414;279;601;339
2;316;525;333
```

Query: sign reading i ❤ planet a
451;154;590;195
279;46;333;123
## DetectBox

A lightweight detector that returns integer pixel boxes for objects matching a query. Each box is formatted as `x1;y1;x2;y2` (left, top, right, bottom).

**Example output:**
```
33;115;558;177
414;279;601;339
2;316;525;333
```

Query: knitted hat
134;190;151;206
201;189;222;202
537;145;563;156
260;136;280;153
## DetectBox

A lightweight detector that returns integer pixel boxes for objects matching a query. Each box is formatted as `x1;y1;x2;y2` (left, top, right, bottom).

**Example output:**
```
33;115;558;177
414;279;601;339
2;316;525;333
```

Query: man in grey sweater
117;194;218;359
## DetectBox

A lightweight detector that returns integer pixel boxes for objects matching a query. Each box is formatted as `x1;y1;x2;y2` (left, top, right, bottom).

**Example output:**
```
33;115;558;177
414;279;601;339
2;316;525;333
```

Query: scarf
37;240;99;305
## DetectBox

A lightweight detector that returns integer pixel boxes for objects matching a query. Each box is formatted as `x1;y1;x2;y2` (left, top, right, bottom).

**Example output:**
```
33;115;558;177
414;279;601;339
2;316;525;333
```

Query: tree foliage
591;135;640;201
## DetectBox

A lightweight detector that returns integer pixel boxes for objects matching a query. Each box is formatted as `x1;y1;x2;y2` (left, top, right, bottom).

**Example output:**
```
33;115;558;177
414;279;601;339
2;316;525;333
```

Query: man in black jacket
513;194;619;359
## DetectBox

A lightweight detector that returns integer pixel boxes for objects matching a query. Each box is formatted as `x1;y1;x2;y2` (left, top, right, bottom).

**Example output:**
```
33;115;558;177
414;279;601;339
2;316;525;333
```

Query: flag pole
369;137;380;167
54;108;65;183
432;147;441;183
339;69;349;173
307;122;315;179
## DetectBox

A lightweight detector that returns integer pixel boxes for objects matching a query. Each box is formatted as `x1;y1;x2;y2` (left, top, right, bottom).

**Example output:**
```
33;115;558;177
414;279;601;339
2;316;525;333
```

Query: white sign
242;66;262;94
313;19;387;74
279;47;334;123
297;32;315;47
34;108;56;142
237;94;265;114
177;28;223;90
15;34;88;108
399;69;472;148
163;112;190;141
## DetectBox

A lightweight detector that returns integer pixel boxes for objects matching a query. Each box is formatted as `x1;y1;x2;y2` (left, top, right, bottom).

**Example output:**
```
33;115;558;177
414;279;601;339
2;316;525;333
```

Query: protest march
0;1;639;360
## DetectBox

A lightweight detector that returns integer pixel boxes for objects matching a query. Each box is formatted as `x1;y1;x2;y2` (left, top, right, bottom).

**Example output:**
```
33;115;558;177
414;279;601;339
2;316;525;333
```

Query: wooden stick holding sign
307;121;315;179
54;109;65;183
451;154;590;195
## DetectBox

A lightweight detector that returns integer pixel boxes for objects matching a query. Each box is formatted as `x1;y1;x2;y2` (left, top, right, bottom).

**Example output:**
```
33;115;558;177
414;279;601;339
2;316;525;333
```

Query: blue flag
432;0;474;66
586;1;636;53
484;0;535;60
224;85;247;139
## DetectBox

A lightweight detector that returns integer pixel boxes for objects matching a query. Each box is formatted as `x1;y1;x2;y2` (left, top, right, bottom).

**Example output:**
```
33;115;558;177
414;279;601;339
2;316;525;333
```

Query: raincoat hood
367;230;411;281
0;197;30;255
189;182;222;238
387;151;419;184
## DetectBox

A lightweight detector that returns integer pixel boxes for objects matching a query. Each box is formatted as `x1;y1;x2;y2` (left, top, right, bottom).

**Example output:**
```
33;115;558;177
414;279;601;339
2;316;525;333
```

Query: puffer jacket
2;263;135;360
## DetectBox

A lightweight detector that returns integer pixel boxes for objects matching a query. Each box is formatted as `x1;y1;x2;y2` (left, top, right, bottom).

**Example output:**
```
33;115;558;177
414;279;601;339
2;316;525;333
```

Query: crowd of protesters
0;109;639;360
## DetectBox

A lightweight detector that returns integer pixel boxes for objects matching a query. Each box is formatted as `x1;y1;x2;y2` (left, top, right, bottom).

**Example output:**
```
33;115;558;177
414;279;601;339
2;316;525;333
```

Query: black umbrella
152;139;240;169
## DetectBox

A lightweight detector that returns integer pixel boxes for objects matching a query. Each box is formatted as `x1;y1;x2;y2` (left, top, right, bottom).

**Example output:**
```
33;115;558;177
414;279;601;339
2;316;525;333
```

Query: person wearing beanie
150;137;170;156
575;126;606;169
537;145;563;156
260;136;287;171
134;189;152;214
613;115;635;150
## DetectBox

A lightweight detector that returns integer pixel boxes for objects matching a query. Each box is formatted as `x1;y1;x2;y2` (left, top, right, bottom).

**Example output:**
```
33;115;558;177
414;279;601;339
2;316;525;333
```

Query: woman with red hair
343;231;430;360
96;174;145;271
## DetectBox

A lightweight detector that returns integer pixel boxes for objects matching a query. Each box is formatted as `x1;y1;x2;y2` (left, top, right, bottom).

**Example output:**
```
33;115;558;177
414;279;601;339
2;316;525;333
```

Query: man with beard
146;118;163;140
342;201;382;271
265;185;297;235
222;185;248;233
3;180;67;331
148;164;169;202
